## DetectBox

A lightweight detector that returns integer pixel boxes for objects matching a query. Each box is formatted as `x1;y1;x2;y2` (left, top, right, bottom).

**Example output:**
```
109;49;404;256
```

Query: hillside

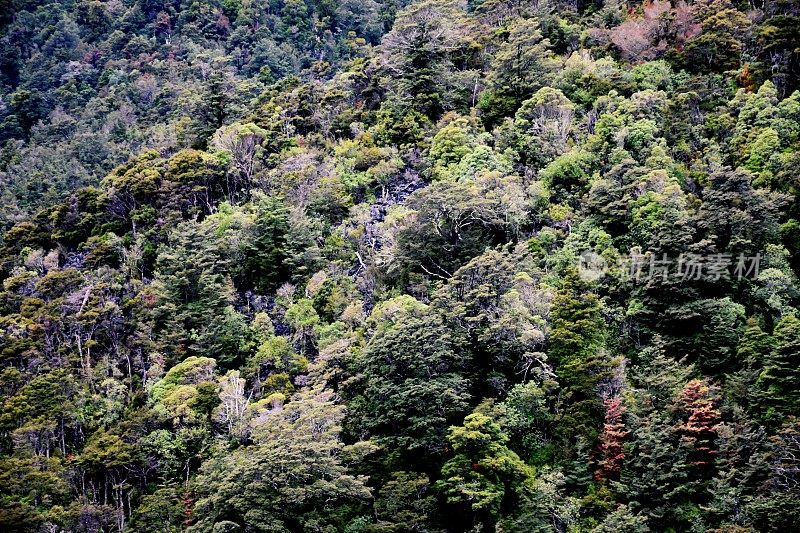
1;0;800;531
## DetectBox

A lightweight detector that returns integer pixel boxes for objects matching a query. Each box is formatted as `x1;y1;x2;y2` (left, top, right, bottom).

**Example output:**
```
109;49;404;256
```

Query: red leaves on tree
609;0;700;61
675;379;721;468
595;396;628;482
739;63;756;92
181;491;194;527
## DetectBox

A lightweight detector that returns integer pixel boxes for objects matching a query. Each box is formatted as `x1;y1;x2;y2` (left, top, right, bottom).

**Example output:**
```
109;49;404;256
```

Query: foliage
2;0;800;531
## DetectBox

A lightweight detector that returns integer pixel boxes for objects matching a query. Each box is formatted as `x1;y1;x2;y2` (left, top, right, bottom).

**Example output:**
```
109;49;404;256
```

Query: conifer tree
241;195;290;293
675;379;722;472
757;315;800;422
594;396;628;482
549;269;618;452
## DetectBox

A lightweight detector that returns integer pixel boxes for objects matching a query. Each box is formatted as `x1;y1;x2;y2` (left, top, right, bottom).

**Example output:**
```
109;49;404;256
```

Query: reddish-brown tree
595;396;628;481
675;379;722;469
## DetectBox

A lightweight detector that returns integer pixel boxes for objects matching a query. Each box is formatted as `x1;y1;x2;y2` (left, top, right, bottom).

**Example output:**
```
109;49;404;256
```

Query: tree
615;347;698;528
757;315;800;422
690;298;746;373
502;379;558;465
2;0;800;527
675;379;722;473
129;486;184;532
436;412;533;531
737;318;774;368
74;430;142;531
428;115;482;179
352;305;471;466
696;167;784;258
379;0;476;117
192;73;229;149
618;408;688;528
594;396;628;482
0;456;70;532
684;0;751;73
239;195;290;293
189;385;371;532
729;318;775;415
484;17;554;119
729;81;779;167
609;0;698;62
755;15;800;97
150;356;219;430
6;89;46;138
592;504;649;533
546;148;599;207
279;0;313;48
549;270;615;452
513;87;575;168
501;467;580;533
213;371;249;439
764;418;800;495
432;247;552;396
152;220;250;366
101;150;164;235
0;370;81;458
373;471;438;532
391;179;509;279
210;122;268;200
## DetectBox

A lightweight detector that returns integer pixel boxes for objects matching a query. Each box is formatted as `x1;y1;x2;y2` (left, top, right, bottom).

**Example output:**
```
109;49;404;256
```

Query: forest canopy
1;0;800;531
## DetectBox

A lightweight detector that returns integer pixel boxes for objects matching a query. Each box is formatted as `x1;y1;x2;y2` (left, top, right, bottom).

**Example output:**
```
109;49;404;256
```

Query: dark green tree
239;196;290;293
192;73;228;149
548;270;617;456
189;385;371;532
352;305;471;468
757;315;800;422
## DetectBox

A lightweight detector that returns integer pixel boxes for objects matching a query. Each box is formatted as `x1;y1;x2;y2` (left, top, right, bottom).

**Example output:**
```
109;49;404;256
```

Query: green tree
192;73;229;149
239;195;290;293
436;412;533;531
352;305;471;466
483;17;554;122
549;270;616;454
189;385;371;532
513;87;575;169
373;471;438;532
392;179;509;278
379;0;476;117
152;221;249;366
684;0;751;73
757;315;800;422
697;167;784;257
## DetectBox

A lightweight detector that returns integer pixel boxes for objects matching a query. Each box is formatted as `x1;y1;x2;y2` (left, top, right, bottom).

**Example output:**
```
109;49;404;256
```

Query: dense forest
1;0;800;531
